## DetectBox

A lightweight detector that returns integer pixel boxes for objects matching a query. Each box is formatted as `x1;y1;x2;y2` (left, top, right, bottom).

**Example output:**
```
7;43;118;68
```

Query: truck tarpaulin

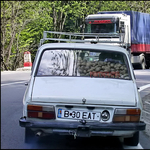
98;11;150;52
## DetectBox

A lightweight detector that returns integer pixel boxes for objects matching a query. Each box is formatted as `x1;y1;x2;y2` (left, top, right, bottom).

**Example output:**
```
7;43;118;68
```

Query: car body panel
32;77;136;106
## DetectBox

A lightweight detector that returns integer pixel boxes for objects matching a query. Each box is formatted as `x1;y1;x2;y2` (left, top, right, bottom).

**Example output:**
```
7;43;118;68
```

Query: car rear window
36;49;131;80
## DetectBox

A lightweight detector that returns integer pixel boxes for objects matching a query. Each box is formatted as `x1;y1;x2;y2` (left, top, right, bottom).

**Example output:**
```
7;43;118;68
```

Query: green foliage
1;1;150;70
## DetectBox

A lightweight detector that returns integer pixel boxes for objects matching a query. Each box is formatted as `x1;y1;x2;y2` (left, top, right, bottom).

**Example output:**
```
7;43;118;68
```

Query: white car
19;43;145;146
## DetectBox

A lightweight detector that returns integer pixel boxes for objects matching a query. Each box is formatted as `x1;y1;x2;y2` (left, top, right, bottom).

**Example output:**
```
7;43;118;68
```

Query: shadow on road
24;134;123;149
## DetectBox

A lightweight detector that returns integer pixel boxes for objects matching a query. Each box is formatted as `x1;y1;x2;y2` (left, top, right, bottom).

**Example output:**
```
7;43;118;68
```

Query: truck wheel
124;131;139;146
25;128;35;143
145;61;150;69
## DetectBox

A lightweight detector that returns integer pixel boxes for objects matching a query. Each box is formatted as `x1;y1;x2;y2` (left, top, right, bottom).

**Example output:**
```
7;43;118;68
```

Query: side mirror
119;27;125;33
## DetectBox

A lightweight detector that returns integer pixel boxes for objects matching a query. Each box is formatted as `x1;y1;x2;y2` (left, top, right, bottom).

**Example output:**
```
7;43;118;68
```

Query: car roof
38;43;128;54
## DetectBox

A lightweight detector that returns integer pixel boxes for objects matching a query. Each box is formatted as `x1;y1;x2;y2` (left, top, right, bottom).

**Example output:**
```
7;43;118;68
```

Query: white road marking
123;143;143;149
1;81;27;86
138;84;150;92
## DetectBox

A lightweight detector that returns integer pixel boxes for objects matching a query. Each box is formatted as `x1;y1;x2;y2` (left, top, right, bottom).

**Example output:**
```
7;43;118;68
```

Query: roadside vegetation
1;1;150;71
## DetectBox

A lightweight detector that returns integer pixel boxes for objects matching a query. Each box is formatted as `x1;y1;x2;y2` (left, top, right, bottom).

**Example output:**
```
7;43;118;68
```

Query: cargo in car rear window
36;49;131;80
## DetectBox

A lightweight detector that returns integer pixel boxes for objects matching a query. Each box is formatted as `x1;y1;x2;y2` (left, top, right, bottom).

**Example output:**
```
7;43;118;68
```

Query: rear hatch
31;77;136;106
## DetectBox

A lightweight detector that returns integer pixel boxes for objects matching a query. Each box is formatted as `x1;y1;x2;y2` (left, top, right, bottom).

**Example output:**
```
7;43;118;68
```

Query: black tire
25;128;35;143
145;61;150;69
124;131;139;146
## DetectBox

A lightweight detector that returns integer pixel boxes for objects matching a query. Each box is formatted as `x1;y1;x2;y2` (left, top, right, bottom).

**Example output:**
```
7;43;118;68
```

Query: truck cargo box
98;11;150;52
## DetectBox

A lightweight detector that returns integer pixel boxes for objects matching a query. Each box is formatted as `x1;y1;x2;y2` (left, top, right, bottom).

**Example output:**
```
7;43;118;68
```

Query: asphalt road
1;70;150;149
133;69;150;98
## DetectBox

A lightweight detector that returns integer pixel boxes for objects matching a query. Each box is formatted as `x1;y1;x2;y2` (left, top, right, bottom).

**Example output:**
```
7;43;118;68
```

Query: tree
1;1;39;70
126;1;150;13
1;1;150;71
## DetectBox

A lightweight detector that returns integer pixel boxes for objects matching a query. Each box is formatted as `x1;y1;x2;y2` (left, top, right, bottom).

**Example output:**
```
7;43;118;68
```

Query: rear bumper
19;117;146;130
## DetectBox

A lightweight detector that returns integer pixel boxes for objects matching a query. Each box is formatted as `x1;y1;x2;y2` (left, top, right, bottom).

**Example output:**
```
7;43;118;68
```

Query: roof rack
39;31;125;47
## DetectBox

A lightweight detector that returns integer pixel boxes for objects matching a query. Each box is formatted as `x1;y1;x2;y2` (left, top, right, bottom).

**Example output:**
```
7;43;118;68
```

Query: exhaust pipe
35;131;43;137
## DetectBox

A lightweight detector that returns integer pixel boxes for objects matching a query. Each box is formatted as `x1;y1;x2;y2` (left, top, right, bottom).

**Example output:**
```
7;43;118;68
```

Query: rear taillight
113;108;141;123
27;105;55;119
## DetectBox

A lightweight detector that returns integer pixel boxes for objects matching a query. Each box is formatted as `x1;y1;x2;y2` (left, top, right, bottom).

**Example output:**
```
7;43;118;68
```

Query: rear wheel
145;61;150;69
25;128;35;143
124;131;139;146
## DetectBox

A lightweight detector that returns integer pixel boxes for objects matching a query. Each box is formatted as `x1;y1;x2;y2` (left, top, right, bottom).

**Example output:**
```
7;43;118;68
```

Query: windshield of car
36;49;131;80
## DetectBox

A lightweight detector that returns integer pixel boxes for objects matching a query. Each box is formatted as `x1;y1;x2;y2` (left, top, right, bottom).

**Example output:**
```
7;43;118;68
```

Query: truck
84;11;150;69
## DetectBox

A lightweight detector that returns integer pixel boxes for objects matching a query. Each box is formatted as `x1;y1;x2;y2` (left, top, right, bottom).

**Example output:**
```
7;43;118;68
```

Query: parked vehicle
84;11;150;69
19;32;145;146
